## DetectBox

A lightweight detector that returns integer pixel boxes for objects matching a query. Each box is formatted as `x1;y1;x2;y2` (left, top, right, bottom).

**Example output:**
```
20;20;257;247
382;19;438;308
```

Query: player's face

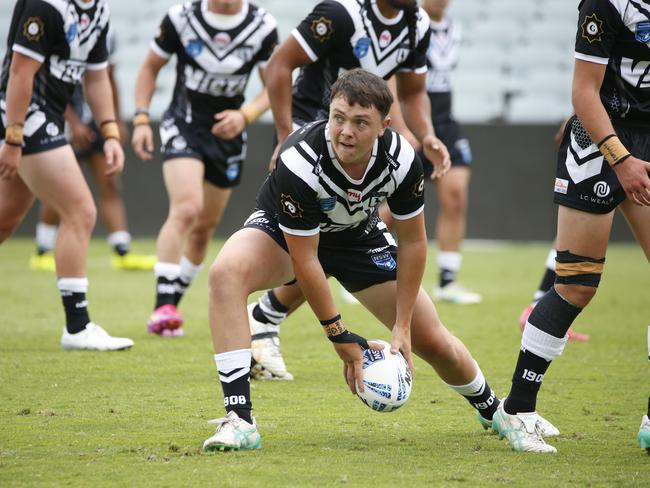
208;0;243;15
328;95;390;166
422;0;449;18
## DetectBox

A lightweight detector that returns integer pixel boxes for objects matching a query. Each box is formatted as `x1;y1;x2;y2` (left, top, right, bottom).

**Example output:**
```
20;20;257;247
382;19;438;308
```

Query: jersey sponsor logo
347;189;362;202
186;39;204;57
184;65;248;97
45;122;59;137
593;181;610;198
581;13;603;43
80;13;90;30
636;21;650;43
23;17;45;41
554;177;569;195
318;196;336;212
379;30;392;48
371;251;396;271
311;16;334;42
353;37;371;59
280;194;303;218
171;136;187;150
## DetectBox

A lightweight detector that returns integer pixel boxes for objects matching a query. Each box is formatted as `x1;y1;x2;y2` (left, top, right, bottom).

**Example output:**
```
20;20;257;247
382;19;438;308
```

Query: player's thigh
196;181;232;227
556;205;614;257
619;199;650;261
211;227;294;293
19;145;94;217
0;174;35;234
162;157;204;206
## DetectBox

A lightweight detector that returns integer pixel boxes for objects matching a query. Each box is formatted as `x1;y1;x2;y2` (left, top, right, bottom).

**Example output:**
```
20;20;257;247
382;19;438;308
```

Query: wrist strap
100;120;120;141
5;123;24;146
328;330;370;350
597;134;631;167
240;104;263;125
319;314;341;326
133;112;150;126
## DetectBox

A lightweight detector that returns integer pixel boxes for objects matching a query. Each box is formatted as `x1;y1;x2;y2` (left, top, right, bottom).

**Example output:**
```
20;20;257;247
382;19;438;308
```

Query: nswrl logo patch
371;251;396;271
362;348;385;369
636;21;650;43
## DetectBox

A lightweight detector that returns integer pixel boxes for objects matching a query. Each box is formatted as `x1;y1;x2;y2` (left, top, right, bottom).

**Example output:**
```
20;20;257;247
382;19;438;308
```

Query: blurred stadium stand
0;0;577;123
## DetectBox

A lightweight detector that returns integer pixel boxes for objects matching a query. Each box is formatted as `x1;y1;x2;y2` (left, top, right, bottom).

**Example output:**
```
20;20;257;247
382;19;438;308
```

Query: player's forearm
291;256;338;323
394;236;426;327
265;58;294;141
5;68;35;125
84;69;116;123
134;62;159;111
572;84;615;146
400;91;435;142
108;65;122;121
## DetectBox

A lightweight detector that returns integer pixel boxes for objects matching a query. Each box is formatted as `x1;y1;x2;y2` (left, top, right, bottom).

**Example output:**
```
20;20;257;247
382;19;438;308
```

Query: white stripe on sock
522;322;568;361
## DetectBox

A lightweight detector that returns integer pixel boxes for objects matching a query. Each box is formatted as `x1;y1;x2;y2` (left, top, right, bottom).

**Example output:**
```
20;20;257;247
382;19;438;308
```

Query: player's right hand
334;339;382;395
422;134;450;180
0;143;22;180
103;138;124;176
131;123;154;161
614;156;650;206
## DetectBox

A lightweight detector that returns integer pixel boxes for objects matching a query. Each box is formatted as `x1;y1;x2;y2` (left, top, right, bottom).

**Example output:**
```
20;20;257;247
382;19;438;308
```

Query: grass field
0;238;648;487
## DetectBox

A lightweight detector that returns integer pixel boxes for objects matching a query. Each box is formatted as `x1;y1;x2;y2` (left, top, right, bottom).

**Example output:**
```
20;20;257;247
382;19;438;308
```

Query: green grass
0;238;648;487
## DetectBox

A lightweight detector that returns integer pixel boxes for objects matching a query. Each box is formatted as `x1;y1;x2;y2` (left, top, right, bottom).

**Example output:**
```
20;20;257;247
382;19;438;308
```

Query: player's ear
380;115;391;132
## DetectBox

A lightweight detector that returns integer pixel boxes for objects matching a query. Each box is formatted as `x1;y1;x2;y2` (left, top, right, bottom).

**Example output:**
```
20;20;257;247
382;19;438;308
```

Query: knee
190;222;217;248
61;200;96;234
0;215;22;242
440;186;467;216
208;256;247;301
169;199;202;230
554;283;597;308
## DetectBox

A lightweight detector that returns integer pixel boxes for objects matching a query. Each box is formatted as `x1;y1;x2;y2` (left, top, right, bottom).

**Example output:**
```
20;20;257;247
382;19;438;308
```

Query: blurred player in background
132;0;278;337
417;0;481;304
493;0;650;453
30;27;156;273
245;0;451;380
203;70;516;452
0;0;133;351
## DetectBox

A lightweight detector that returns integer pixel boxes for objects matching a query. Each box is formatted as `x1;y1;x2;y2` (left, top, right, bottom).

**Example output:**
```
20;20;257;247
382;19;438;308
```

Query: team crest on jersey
353;37;371;59
66;22;77;43
319;196;336;212
79;14;90;30
347;189;362;202
281;194;303;218
186;39;204;58
214;32;231;48
581;14;603;43
311;16;333;42
371;251;396;271
636;22;650;43
23;17;45;41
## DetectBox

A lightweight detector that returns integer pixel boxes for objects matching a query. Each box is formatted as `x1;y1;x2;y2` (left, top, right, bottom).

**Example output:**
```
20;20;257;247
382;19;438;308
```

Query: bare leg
0;173;35;242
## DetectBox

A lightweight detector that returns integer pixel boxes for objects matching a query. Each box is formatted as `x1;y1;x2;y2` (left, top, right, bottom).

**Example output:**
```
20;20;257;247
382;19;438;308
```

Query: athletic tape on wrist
100;120;120;140
597;134;631;167
5;123;24;146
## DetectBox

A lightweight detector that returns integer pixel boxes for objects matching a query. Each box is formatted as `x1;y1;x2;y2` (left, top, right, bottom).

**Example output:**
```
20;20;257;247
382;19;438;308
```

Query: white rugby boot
638;415;650;450
61;323;134;351
492;403;557;453
433;282;482;304
248;304;293;380
203;411;261;452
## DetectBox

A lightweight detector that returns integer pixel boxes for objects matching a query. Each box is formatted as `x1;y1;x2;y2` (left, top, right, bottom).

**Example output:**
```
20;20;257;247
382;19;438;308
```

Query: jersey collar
201;0;249;30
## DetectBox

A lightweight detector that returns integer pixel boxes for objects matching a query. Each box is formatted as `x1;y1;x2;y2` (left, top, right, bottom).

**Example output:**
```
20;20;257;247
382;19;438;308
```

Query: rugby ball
357;340;412;412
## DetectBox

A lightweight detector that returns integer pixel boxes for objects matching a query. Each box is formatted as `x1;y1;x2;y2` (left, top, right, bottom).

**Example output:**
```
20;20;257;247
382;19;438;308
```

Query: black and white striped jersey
425;16;461;123
1;0;110;116
290;0;431;122
575;0;650;124
256;120;425;245
151;0;278;126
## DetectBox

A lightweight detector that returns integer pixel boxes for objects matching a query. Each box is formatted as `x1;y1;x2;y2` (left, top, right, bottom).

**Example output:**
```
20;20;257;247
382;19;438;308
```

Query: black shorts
159;114;247;188
243;209;399;293
0;103;67;155
72;121;104;160
421;118;472;178
553;116;650;214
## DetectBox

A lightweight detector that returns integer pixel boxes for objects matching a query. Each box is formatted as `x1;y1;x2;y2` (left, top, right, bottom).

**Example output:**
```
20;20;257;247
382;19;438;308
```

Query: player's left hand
212;110;246;140
614;156;650;206
422;134;450;180
0;143;22;180
103;138;124;176
390;323;414;374
335;339;383;395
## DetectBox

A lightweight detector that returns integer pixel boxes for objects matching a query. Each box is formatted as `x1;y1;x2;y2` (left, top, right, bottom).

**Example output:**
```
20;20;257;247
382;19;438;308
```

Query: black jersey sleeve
256;23;279;66
275;158;322;236
291;0;354;62
86;22;110;70
151;13;181;59
574;0;625;65
11;0;63;64
386;143;425;220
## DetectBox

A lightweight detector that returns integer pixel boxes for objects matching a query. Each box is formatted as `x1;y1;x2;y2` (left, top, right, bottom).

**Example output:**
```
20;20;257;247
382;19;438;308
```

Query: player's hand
69;120;95;152
131;123;154;161
103;138;124;176
212;110;246;140
614;156;650;206
334;339;383;395
390;323;414;374
422;134;450;180
0;143;22;180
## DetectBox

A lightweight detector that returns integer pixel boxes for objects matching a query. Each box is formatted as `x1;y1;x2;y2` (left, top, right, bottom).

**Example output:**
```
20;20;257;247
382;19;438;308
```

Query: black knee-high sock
215;349;253;423
58;278;91;334
447;363;500;421
252;290;289;325
506;288;581;414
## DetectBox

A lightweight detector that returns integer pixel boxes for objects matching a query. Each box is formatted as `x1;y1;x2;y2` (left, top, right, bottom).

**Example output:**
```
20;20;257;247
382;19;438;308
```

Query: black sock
37;246;50;256
506;288;581;414
538;268;556;296
254;290;289;325
173;277;189;306
439;268;456;288
216;351;253;424
466;383;499;421
647;397;650;418
155;276;177;308
61;291;90;334
113;244;129;256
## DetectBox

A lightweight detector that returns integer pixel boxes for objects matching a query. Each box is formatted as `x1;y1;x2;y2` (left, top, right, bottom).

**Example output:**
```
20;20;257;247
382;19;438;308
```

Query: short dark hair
330;69;394;118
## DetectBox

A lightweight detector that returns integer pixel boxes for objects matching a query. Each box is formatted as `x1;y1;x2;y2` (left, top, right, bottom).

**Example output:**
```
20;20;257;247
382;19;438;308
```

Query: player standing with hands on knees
202;70;529;452
493;0;650;453
0;0;133;351
131;0;278;337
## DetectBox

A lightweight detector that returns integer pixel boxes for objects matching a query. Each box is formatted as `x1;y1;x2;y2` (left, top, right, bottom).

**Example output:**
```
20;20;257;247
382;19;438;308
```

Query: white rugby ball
357;340;412;412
